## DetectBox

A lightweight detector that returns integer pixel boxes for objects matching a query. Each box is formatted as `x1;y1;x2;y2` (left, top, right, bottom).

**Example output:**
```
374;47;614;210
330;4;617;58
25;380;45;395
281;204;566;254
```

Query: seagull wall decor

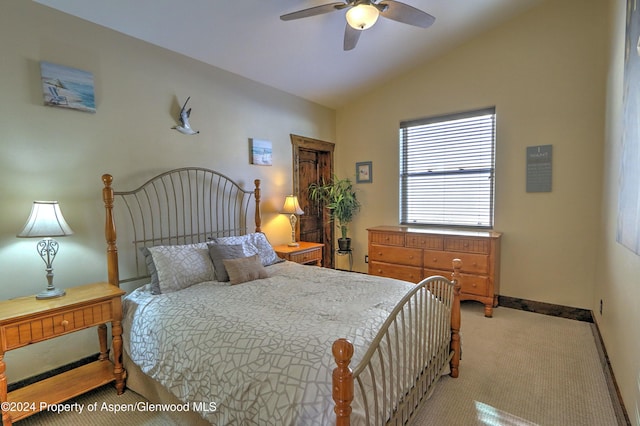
172;96;199;135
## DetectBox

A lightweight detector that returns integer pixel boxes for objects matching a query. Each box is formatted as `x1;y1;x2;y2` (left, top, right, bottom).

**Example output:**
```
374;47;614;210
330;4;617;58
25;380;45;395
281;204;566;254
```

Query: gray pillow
208;243;246;282
141;247;161;295
145;242;215;294
213;233;282;266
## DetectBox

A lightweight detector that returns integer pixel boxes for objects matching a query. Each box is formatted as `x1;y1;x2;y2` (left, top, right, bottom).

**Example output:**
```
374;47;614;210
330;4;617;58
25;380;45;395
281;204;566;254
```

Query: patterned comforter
122;261;420;425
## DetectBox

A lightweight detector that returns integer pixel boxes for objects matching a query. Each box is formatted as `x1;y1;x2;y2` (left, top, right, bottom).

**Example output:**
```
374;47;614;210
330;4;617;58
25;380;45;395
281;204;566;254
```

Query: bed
101;167;461;425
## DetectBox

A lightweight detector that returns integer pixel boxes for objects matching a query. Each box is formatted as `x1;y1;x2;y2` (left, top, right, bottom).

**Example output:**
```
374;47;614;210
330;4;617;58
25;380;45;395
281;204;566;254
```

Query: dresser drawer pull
61;320;69;327
432;258;437;263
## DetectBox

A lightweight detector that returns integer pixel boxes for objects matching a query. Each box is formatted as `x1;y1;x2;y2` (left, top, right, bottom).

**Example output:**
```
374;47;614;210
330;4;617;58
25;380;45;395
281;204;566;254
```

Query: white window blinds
400;107;496;228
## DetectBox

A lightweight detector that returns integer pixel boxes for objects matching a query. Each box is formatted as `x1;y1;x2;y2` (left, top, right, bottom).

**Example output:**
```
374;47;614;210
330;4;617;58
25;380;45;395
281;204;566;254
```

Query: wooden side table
273;242;324;266
0;282;126;425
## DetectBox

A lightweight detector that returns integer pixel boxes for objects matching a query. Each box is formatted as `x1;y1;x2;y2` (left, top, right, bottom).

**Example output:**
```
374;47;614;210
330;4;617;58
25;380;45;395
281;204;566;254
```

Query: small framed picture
356;161;372;183
40;61;96;113
250;138;272;166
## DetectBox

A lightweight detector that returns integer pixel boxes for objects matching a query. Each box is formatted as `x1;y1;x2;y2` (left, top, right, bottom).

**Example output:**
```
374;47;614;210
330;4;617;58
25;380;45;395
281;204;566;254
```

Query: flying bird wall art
172;96;199;135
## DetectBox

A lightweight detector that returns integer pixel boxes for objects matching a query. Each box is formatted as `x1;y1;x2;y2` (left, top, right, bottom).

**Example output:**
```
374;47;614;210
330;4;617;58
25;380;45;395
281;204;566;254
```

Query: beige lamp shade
17;201;74;238
281;195;304;215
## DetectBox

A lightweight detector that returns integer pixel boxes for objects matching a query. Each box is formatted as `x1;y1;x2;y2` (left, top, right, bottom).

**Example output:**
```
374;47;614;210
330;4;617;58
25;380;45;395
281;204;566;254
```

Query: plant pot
338;237;351;252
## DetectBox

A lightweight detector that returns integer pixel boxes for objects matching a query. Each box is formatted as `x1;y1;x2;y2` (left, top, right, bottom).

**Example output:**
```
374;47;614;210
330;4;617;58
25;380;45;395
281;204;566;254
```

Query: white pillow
213;232;281;266
145;242;215;294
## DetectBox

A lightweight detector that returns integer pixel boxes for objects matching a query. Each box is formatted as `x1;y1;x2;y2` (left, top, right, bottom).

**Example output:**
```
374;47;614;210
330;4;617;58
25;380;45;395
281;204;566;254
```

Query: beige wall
0;1;334;382
337;0;640;420
598;1;640;423
336;0;607;309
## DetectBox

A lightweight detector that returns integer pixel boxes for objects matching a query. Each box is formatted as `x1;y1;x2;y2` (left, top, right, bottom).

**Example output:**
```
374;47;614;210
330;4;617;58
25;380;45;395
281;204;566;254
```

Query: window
400;107;496;228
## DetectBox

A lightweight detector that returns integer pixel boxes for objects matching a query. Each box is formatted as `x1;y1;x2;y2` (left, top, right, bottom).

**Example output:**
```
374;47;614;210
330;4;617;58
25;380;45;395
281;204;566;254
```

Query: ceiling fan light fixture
346;4;379;30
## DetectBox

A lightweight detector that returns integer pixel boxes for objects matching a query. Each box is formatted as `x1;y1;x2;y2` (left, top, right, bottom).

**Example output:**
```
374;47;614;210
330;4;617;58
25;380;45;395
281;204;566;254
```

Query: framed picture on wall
356;161;372;183
250;138;272;166
40;61;96;113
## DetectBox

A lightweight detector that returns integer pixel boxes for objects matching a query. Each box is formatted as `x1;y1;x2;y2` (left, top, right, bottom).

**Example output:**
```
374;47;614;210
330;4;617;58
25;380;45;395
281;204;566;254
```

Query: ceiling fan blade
280;2;348;21
379;0;435;28
343;24;362;51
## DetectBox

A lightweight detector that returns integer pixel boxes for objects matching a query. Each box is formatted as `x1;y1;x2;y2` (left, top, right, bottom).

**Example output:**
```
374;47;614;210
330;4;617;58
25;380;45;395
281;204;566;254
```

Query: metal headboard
102;167;261;285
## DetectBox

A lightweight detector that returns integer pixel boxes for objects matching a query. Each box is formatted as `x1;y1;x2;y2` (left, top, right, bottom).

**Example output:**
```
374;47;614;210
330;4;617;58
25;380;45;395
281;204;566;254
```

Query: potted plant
308;175;361;251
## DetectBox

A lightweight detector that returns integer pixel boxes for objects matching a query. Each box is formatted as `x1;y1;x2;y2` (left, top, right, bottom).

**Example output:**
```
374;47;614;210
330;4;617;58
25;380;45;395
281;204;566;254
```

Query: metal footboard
333;261;461;425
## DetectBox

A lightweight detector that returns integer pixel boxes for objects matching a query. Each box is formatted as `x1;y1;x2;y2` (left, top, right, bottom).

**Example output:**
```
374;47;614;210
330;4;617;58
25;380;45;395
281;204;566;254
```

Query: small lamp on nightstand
281;195;304;247
17;201;74;299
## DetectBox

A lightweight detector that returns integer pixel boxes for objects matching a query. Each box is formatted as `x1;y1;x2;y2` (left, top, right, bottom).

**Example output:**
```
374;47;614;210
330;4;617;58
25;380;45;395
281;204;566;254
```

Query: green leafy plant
308;176;361;240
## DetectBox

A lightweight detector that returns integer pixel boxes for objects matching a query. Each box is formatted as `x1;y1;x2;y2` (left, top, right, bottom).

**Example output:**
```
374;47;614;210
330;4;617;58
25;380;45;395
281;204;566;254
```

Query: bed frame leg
332;338;354;426
450;259;462;378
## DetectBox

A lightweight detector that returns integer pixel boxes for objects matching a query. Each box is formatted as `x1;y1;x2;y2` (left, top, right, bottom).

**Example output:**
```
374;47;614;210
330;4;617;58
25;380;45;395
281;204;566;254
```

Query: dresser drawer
2;301;114;351
423;250;489;275
405;233;443;250
444;237;490;254
369;231;405;246
459;273;490;297
369;261;422;283
369;244;422;266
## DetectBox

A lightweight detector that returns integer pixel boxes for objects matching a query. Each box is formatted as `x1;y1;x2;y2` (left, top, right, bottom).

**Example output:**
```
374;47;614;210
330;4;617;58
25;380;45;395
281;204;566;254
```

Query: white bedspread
122;261;418;425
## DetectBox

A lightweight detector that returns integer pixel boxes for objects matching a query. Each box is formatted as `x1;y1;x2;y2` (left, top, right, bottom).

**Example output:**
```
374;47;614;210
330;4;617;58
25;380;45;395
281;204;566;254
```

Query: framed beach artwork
250;139;272;166
40;61;96;113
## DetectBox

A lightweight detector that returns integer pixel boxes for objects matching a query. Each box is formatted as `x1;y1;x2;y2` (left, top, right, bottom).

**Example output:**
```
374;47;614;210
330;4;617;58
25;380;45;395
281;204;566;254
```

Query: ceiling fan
280;0;435;51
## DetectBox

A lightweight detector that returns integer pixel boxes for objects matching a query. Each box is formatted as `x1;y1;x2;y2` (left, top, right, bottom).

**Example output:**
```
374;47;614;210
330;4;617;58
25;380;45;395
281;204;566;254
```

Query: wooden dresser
368;226;501;317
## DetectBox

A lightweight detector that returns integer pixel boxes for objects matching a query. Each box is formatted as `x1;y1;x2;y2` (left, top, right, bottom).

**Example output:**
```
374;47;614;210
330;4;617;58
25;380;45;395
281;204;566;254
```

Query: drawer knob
472;283;477;288
61;320;69;327
433;258;437;262
377;269;382;273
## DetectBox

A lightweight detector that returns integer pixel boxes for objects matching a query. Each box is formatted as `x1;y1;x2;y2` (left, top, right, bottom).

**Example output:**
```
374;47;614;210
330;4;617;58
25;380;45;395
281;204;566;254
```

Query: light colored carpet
411;302;620;425
15;303;620;425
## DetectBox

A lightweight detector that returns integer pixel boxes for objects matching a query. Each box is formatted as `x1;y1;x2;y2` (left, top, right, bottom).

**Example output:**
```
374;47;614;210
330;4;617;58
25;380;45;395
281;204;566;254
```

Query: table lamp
17;201;74;299
281;195;304;247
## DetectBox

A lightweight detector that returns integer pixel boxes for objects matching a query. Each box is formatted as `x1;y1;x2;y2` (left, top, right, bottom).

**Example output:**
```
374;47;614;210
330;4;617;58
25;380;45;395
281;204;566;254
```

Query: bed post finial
254;179;262;233
102;174;120;287
332;338;354;426
450;258;462;378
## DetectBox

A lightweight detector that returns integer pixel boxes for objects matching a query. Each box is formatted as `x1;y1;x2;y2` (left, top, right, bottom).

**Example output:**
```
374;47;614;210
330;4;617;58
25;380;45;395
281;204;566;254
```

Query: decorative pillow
208;243;247;282
222;254;269;285
213;232;282;266
145;242;215;294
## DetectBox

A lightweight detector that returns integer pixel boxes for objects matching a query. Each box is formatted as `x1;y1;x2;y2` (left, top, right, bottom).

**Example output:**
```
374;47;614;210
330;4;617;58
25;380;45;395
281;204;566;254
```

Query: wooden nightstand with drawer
0;282;126;425
273;242;324;266
368;226;501;317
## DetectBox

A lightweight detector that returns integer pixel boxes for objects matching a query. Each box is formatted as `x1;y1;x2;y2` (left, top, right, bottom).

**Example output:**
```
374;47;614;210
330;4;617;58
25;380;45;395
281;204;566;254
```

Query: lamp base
287;242;300;247
36;287;66;300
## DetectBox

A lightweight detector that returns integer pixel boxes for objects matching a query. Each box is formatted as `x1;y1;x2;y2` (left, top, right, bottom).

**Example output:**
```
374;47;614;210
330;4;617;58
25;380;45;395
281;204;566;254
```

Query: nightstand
0;282;126;425
273;242;324;266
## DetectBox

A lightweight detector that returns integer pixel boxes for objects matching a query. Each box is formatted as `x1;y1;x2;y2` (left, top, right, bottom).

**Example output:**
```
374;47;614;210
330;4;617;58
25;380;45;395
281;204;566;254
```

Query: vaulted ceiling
34;0;543;108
